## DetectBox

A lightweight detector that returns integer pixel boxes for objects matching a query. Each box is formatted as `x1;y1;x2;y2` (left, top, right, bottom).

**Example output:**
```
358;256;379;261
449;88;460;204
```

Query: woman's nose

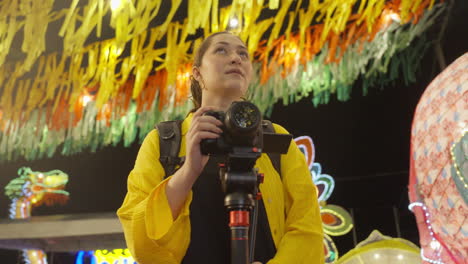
230;53;242;64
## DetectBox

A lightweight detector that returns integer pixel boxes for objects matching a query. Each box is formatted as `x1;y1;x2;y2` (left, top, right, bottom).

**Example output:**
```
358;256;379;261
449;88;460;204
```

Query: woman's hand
166;106;222;219
182;106;223;179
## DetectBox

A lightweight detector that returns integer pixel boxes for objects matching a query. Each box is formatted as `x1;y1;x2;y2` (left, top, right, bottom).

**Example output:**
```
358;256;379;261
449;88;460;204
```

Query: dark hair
190;31;241;112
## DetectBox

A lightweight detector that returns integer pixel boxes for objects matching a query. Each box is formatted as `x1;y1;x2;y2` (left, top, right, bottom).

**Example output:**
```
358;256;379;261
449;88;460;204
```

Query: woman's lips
225;69;244;77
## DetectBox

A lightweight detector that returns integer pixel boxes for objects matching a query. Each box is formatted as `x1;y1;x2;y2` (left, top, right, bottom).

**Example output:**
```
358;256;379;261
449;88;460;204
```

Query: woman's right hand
181;106;223;182
166;106;223;220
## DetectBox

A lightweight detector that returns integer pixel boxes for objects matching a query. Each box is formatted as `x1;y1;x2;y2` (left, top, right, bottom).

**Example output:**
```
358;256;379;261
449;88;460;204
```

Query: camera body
200;101;263;156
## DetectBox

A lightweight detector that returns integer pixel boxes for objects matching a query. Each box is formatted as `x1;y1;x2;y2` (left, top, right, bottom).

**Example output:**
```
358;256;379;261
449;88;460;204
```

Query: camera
200;101;263;155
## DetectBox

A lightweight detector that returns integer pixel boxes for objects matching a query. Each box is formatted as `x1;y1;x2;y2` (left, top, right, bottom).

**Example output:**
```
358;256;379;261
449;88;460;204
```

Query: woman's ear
192;66;202;82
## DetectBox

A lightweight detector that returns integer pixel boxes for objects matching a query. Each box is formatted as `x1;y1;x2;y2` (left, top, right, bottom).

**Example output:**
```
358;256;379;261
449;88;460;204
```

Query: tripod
218;149;264;264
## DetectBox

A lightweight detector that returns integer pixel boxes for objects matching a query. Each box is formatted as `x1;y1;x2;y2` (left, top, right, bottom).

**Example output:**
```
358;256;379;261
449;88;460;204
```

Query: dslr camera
200;101;291;157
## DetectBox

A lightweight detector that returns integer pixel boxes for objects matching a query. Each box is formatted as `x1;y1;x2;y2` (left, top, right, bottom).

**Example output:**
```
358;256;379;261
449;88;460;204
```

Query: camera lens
233;104;258;129
226;101;261;136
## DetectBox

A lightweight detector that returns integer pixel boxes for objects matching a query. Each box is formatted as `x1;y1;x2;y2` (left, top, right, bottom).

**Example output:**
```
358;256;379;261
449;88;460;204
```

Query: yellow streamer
298;0;318;54
0;0;441;122
0;0;24;70
269;0;279;10
267;0;294;47
154;0;182;40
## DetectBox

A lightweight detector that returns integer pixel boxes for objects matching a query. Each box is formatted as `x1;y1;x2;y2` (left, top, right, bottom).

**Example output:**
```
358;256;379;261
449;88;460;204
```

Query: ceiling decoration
0;0;446;161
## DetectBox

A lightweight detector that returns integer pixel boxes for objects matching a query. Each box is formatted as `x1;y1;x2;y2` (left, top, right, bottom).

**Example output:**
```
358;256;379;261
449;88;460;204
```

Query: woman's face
193;33;253;100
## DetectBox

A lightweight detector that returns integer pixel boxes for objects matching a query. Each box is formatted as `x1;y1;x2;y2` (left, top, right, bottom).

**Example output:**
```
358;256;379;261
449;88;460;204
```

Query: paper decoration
0;1;446;161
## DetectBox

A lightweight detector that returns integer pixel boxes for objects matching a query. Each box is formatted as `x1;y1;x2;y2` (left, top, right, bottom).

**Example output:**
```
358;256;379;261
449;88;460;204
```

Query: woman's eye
215;47;226;54
239;51;249;58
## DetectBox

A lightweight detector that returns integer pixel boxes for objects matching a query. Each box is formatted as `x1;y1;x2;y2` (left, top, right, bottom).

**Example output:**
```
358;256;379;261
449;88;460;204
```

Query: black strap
262;120;282;179
155;119;282;179
156;120;184;178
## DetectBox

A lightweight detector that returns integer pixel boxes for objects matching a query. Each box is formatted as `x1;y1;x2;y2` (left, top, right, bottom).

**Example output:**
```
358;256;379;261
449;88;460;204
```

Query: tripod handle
229;210;250;264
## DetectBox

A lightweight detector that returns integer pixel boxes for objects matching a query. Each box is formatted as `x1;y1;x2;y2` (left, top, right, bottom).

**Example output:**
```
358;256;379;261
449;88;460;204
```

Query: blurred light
388;12;401;22
38;173;44;179
397;254;404;260
374;253;380;259
382;10;401;25
110;0;123;11
82;95;92;107
94;249;136;264
75;251;84;264
430;240;441;250
421;249;445;264
287;47;298;54
460;122;467;134
229;17;239;28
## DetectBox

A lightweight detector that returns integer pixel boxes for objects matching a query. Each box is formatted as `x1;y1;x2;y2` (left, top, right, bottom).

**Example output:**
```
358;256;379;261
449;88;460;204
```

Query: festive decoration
75;249;136;264
0;0;446;161
4;167;70;264
336;230;421;264
409;53;467;264
294;135;353;263
409;202;446;264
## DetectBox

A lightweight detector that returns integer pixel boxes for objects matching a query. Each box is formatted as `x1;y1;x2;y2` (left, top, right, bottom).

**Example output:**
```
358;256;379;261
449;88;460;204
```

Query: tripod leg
230;210;250;264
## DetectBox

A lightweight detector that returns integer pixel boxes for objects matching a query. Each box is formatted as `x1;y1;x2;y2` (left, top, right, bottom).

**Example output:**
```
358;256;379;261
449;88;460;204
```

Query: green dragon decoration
4;167;69;264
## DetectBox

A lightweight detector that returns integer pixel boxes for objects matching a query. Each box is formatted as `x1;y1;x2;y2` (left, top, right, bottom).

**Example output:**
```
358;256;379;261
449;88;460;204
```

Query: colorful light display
75;249;136;264
4;167;69;264
294;135;353;263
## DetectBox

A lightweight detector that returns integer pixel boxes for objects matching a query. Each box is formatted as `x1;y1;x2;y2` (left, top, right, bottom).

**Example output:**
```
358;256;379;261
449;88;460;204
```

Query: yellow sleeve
268;124;325;264
117;129;192;264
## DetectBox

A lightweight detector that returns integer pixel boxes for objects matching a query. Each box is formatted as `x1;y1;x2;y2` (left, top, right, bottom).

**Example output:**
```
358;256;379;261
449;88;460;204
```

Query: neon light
294;135;352;263
94;249;136;264
75;251;84;264
76;249;137;264
5;167;70;264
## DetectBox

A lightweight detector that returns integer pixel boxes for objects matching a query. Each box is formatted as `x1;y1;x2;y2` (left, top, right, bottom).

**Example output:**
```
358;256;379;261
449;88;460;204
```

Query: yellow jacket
117;114;324;263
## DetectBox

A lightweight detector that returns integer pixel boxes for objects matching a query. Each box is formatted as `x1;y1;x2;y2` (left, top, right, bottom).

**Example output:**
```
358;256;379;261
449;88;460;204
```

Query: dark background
0;0;467;262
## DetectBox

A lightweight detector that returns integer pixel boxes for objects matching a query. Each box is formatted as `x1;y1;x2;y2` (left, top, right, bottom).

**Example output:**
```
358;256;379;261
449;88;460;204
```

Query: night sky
0;1;467;263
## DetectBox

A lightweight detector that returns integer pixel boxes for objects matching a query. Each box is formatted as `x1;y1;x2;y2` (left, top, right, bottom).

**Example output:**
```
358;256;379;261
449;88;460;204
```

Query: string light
229;17;239;29
421;249;446;264
430;240;441;250
450;132;468;188
110;0;124;11
82;95;92;106
383;10;401;24
388;12;401;22
408;202;446;264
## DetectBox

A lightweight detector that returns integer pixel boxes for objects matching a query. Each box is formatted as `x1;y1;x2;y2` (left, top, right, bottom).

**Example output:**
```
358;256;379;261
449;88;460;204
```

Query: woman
117;31;324;264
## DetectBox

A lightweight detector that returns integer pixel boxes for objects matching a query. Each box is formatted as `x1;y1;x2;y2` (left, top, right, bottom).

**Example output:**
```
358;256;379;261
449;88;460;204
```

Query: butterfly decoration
295;136;354;263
